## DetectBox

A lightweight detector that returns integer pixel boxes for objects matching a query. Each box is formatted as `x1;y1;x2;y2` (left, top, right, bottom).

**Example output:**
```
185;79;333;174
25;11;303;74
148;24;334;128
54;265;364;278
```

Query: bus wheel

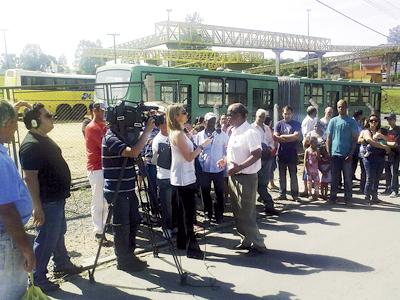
71;104;87;120
55;104;72;120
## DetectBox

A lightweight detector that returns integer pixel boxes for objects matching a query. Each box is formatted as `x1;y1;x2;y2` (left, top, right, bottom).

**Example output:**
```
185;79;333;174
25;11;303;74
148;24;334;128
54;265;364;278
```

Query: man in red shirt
84;102;109;244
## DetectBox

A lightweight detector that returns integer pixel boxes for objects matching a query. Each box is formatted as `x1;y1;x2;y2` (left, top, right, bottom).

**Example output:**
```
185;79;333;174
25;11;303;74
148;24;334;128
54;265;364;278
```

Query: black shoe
117;256;148;272
380;190;391;196
53;262;83;278
276;195;287;201
265;207;282;216
187;248;204;260
95;234;114;247
232;243;252;251
292;196;300;202
215;216;224;224
299;191;308;197
36;280;60;292
328;198;337;204
251;244;268;254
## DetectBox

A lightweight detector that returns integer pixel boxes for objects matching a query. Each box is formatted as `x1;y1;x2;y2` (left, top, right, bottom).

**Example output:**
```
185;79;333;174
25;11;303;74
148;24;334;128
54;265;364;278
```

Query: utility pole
307;9;311;78
107;33;119;64
0;29;9;69
166;9;172;22
166;9;172;66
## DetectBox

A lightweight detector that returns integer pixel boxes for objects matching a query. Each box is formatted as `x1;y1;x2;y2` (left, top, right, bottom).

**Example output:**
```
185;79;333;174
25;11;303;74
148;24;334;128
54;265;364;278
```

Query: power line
315;0;389;38
361;0;398;21
382;0;400;12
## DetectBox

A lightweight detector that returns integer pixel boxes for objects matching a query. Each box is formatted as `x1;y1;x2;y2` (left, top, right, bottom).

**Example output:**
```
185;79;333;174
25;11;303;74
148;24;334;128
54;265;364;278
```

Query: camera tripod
88;155;187;285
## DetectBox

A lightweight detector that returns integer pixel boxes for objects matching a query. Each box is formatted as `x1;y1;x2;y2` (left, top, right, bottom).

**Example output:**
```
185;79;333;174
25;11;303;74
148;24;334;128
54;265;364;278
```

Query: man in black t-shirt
384;114;400;197
19;103;82;292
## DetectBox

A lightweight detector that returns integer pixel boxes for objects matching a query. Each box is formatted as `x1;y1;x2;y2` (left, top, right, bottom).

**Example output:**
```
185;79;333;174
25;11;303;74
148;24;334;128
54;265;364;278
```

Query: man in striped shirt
102;117;155;273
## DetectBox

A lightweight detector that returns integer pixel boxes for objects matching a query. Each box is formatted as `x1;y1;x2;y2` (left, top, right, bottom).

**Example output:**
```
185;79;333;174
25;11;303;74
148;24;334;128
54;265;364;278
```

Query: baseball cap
385;113;396;120
93;102;106;111
204;112;217;122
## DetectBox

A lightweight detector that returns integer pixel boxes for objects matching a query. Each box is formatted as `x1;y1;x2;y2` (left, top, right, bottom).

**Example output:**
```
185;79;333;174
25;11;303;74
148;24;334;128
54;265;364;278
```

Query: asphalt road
48;187;400;300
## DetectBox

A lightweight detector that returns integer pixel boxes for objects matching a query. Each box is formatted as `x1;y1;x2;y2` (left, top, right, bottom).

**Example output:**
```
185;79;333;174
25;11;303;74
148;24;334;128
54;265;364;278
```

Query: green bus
95;64;382;122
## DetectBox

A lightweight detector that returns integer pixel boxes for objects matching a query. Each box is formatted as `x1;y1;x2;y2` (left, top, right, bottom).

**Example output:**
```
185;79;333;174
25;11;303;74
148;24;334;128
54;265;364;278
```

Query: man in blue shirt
326;99;359;205
195;112;229;223
0;100;35;300
274;105;301;201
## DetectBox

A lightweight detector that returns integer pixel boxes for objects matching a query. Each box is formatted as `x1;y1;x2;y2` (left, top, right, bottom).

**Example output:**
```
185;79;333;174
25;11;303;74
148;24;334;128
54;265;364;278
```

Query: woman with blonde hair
166;104;212;259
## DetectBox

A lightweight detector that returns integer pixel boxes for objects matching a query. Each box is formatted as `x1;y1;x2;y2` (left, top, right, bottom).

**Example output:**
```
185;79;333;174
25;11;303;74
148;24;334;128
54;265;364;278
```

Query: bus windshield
95;69;131;101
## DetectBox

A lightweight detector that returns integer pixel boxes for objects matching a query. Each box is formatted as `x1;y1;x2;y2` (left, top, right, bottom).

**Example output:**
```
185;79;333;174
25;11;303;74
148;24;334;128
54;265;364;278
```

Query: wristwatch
199;145;204;150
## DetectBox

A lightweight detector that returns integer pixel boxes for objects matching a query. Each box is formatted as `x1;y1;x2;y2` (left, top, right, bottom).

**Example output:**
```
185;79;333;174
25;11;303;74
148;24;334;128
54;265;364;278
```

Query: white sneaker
390;192;398;198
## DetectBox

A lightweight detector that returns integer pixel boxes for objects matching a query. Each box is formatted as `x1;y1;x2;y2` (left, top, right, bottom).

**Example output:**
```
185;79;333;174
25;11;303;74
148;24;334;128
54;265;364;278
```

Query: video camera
106;100;164;146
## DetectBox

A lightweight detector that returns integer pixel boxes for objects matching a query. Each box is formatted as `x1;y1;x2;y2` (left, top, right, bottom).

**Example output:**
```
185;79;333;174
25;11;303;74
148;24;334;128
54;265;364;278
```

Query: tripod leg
136;158;159;257
89;204;113;284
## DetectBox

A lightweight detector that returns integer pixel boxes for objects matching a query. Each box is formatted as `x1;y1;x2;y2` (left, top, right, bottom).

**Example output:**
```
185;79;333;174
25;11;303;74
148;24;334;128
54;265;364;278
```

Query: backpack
157;141;172;169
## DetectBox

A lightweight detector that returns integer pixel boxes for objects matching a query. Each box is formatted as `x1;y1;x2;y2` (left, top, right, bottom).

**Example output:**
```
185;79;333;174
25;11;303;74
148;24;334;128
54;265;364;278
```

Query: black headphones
23;103;42;129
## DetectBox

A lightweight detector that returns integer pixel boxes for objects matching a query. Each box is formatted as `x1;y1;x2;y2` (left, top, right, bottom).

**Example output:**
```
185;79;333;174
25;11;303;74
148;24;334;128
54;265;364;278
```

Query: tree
185;12;203;24
388;25;400;44
75;39;106;75
167;12;209;50
19;44;55;71
57;54;70;73
0;53;18;70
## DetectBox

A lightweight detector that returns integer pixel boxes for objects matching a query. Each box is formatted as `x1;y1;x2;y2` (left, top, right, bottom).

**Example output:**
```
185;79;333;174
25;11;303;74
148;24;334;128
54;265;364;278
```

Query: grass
382;87;400;113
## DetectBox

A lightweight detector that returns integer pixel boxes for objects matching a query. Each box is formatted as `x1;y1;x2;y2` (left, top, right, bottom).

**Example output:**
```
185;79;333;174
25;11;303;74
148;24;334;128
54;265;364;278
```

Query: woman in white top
166;104;211;260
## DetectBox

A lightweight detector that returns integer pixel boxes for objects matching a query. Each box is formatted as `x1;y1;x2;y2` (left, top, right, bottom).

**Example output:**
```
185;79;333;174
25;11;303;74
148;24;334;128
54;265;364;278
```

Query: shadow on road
50;266;290;300
204;235;374;276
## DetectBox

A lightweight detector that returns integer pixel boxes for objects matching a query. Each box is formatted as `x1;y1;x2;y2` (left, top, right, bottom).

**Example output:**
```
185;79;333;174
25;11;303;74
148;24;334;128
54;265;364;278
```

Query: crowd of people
1;97;399;299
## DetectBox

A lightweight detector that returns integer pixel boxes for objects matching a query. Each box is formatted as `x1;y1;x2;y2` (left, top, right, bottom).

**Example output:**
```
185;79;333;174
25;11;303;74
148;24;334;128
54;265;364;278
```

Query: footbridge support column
273;49;284;76
317;52;326;79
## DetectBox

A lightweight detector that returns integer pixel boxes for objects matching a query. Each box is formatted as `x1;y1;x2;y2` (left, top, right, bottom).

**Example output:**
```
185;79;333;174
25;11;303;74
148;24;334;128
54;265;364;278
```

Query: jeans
145;164;159;214
257;158;274;209
200;171;225;219
34;199;71;284
352;144;361;178
360;158;366;192
385;155;399;194
0;231;28;300
277;158;299;198
157;178;173;230
364;156;385;199
111;194;141;263
330;156;353;201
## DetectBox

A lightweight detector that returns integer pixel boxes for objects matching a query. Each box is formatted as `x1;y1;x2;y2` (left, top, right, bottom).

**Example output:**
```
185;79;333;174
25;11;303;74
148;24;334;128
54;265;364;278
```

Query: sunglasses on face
369;119;378;123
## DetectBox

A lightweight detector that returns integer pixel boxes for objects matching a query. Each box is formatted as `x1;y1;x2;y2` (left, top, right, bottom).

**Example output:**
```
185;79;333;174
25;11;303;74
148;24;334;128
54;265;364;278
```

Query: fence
0;80;175;181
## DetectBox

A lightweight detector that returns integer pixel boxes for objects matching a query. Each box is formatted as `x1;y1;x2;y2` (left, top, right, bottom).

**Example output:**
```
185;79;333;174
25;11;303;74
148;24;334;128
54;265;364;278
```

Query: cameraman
102;106;155;273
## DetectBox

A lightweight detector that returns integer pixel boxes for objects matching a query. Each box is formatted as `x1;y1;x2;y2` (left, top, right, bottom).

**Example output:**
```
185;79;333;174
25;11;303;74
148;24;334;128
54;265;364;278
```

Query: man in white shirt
195;112;229;223
320;106;333;138
252;109;280;216
152;117;175;238
300;106;317;197
221;103;266;253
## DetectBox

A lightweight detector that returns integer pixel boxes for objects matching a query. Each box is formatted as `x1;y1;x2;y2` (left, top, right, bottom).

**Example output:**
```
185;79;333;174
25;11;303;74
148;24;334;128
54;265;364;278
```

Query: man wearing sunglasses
326;100;359;205
19;103;82;292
